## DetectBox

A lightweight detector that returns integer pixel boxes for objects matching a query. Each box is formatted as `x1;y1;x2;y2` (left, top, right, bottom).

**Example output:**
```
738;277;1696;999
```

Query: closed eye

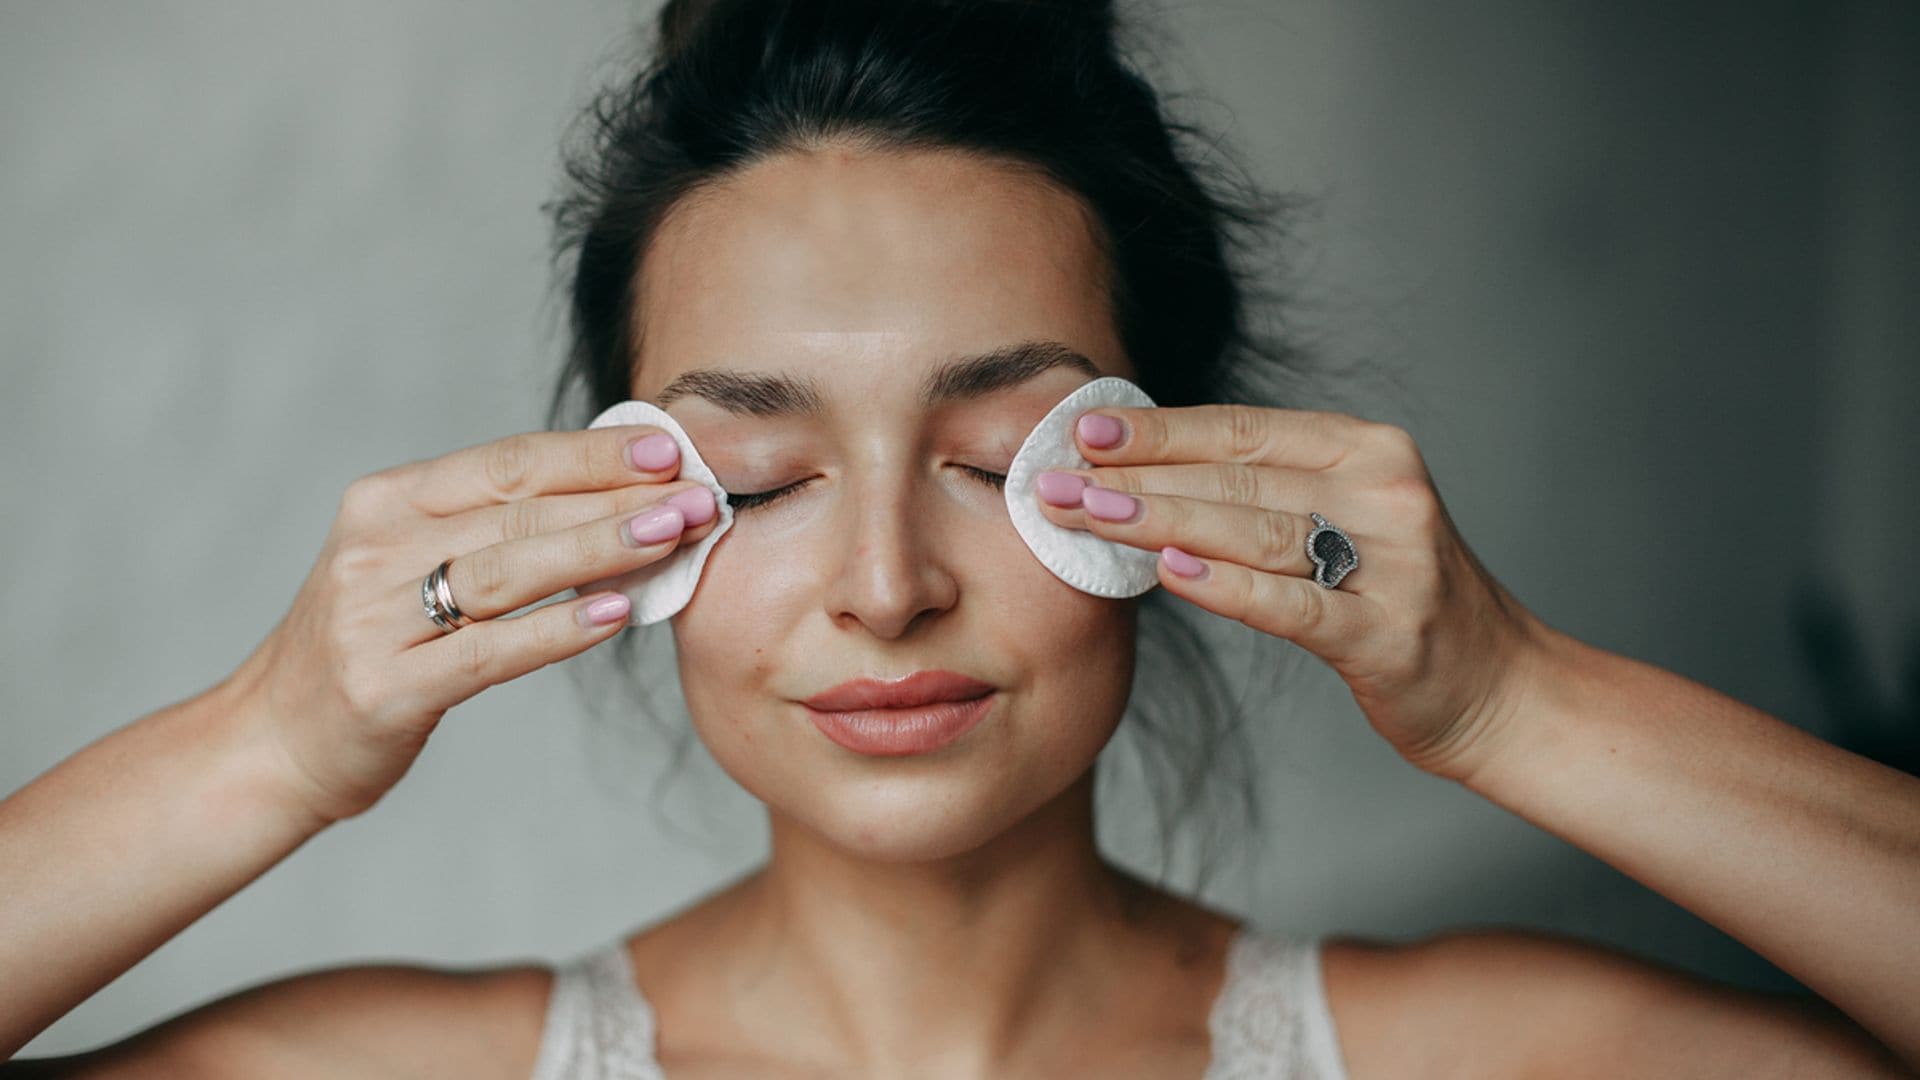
728;466;1008;512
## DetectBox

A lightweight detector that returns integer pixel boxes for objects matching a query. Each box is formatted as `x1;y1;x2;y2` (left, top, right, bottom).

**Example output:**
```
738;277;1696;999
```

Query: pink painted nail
626;505;685;545
577;593;631;627
1081;485;1140;523
1036;470;1088;507
1161;546;1208;579
628;433;679;472
1077;413;1126;449
667;486;716;526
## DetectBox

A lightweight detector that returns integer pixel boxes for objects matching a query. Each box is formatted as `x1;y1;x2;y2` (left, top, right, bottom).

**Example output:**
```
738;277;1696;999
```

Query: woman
4;0;1916;1075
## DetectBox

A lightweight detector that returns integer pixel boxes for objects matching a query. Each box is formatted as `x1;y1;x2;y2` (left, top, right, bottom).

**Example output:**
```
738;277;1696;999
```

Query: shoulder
1318;926;1906;1080
10;960;556;1079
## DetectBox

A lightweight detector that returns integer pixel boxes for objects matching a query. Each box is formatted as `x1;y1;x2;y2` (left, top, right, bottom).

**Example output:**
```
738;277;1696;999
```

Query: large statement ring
1305;512;1359;589
421;557;476;633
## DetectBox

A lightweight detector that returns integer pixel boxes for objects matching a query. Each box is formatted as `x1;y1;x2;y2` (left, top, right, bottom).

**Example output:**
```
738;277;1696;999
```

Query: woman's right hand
225;424;720;827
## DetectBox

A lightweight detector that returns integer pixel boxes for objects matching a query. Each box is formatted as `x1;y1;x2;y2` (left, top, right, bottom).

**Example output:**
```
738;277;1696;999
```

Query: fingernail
1081;485;1140;523
577;593;631;627
667;486;716;527
1161;546;1208;579
627;433;679;472
1077;413;1126;449
1036;470;1087;507
626;505;685;545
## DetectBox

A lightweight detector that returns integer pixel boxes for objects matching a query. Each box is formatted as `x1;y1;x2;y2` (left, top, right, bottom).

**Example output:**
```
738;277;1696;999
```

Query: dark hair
544;0;1337;895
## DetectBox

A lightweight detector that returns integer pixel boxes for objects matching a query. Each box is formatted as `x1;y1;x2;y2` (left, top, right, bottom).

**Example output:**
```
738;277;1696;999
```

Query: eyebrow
652;339;1102;418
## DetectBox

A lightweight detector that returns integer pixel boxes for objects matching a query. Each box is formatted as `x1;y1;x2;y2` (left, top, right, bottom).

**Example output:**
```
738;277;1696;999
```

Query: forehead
629;142;1130;399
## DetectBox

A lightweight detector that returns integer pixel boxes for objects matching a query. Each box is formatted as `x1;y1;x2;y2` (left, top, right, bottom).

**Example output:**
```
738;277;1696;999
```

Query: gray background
4;0;1915;1058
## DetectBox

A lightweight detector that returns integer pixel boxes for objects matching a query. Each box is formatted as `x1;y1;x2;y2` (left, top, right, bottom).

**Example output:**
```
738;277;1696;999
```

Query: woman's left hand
1035;403;1560;784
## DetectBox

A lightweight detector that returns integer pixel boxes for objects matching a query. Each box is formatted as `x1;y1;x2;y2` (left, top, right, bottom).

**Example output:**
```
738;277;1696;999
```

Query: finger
1045;484;1325;580
1073;403;1370;471
383;425;685;517
1036;461;1325;513
394;485;719;646
391;590;638;716
1152;548;1378;666
444;478;710;553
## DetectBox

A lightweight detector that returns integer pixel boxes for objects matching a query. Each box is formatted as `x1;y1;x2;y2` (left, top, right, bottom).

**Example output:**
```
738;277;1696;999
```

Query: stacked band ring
422;557;475;633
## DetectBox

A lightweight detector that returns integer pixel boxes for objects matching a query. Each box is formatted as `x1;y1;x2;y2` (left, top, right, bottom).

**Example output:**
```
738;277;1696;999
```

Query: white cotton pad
1003;376;1161;598
577;401;734;626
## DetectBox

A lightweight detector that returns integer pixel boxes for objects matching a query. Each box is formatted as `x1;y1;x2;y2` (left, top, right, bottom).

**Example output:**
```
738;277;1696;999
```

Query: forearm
1466;627;1920;1066
0;680;329;1059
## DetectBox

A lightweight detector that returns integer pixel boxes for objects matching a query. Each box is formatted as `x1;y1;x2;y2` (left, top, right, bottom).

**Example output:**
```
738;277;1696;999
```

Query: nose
821;469;960;640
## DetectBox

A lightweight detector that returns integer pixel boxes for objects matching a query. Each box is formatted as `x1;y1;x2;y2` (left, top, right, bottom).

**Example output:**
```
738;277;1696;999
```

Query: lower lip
804;693;995;757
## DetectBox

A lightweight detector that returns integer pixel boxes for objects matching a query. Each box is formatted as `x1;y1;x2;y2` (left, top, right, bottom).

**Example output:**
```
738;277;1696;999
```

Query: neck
727;768;1170;1073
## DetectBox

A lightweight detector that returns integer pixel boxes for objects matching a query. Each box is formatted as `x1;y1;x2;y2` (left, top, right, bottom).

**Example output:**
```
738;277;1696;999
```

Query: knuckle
581;429;633;489
459;551;509;608
1367;421;1420;461
612;484;665;515
1252;511;1296;571
530;606;575;657
484;434;538;497
340;472;393;520
1287;577;1326;628
571;519;608;567
454;627;496;683
1224;404;1268;459
502;497;546;542
1218;463;1261;507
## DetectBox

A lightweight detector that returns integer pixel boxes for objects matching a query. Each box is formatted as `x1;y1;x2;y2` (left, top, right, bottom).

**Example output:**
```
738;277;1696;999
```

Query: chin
785;773;1059;862
707;717;1101;863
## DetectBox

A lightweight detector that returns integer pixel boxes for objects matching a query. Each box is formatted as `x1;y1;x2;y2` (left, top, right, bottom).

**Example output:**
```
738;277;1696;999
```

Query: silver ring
1305;512;1359;589
421;557;476;633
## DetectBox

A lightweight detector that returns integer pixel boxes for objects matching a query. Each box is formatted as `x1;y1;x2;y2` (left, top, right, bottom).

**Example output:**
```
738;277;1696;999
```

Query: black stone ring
1305;512;1359;589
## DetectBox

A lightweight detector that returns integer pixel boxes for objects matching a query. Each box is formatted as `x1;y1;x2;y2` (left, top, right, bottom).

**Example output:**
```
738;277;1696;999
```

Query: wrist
1407;610;1590;790
1449;618;1599;799
184;668;339;839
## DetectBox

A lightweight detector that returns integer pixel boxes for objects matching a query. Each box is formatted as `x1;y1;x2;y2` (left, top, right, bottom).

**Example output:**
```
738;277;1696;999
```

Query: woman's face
630;144;1139;862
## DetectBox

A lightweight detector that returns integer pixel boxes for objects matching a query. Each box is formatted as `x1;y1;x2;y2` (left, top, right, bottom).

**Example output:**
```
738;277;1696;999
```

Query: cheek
1016;590;1139;749
665;529;789;696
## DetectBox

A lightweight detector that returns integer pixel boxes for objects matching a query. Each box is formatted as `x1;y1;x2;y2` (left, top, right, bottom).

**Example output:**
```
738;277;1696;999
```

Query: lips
803;670;995;712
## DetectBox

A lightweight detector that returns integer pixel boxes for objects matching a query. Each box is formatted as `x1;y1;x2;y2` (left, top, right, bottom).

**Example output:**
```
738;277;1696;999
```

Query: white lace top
528;924;1349;1078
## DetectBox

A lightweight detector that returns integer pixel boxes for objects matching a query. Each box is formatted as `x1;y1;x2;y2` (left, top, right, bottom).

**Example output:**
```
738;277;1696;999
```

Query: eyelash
727;466;1008;512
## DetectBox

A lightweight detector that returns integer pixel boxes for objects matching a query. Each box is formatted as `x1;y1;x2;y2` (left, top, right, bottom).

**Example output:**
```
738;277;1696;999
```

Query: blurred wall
3;0;1914;1057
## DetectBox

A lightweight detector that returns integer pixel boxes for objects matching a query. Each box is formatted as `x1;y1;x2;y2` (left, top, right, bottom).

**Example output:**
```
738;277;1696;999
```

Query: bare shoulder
1318;926;1908;1080
6;960;555;1080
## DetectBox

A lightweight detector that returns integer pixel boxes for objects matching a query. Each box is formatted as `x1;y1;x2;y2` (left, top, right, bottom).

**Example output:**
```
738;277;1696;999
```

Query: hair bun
656;0;1117;62
655;0;720;59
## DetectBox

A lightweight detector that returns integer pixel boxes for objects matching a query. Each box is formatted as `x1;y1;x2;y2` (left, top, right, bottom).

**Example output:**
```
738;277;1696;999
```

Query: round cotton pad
577;401;734;626
1004;376;1161;598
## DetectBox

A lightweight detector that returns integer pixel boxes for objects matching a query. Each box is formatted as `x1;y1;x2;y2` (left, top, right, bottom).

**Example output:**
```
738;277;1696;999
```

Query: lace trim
1203;930;1349;1079
532;926;1346;1079
529;944;663;1080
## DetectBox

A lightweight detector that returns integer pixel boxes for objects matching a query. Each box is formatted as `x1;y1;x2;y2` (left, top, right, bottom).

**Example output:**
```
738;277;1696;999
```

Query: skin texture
617;143;1241;1076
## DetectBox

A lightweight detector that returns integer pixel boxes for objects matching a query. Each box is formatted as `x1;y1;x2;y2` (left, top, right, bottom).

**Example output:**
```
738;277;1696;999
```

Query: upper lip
804;670;996;712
